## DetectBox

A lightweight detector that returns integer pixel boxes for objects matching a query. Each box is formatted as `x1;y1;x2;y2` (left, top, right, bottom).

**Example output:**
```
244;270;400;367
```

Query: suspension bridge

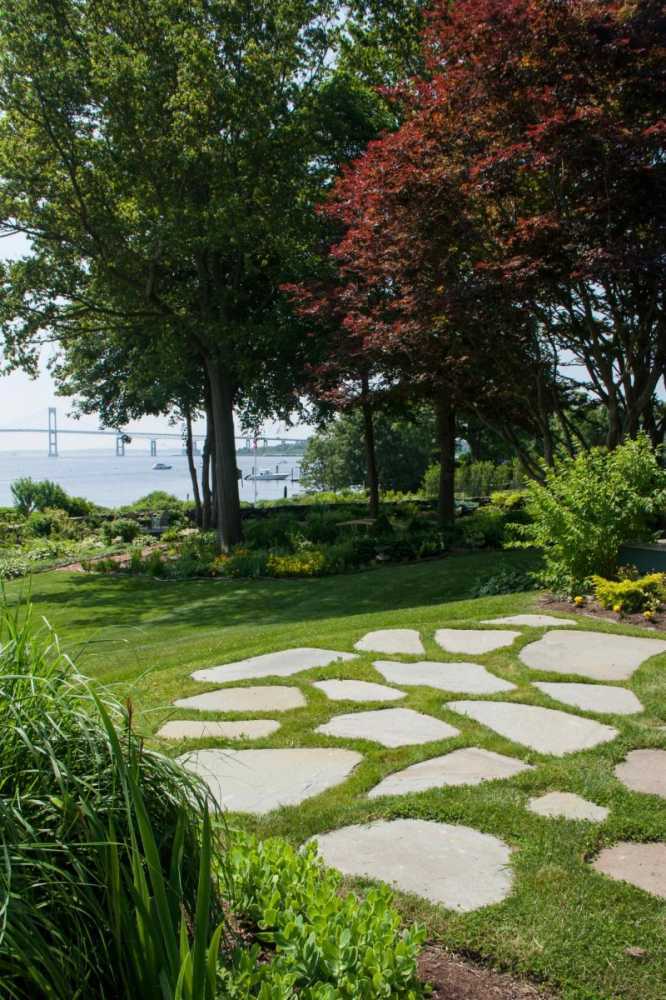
0;407;307;457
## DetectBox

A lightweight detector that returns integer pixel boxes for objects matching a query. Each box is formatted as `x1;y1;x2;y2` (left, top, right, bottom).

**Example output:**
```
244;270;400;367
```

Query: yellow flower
643;610;655;620
613;603;623;614
574;595;584;606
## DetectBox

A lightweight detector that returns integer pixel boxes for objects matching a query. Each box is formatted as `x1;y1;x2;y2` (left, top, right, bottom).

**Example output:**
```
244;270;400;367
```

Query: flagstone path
167;625;666;908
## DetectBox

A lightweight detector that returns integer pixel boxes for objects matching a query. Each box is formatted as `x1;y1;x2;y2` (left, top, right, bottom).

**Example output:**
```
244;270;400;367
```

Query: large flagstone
528;791;609;821
180;747;362;814
534;682;643;716
434;629;521;654
446;700;618;756
157;719;280;740
614;749;666;799
592;842;666;899
373;659;515;694
313;679;405;702
354;629;424;655
482;614;575;627
313;818;514;912
368;747;532;798
174;685;305;713
316;707;459;747
519;630;666;681
191;647;356;684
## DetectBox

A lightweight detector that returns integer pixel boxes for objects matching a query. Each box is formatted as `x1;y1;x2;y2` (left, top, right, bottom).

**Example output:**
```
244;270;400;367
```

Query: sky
0;233;308;451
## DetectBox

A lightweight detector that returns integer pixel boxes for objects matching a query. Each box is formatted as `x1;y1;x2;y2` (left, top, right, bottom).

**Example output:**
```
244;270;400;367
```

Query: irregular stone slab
316;708;459;747
520;630;666;681
157;719;280;740
446;700;618;756
355;629;424;655
434;629;521;654
313;679;405;703
614;749;666;799
374;659;515;694
482;614;575;628
313;818;513;912
368;747;533;798
528;791;609;822
534;682;643;716
592;842;666;899
191;647;356;684
180;748;362;814
174;685;305;713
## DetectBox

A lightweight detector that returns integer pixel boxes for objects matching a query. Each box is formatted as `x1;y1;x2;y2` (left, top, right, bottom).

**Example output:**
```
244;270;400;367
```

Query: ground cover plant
4;547;666;1000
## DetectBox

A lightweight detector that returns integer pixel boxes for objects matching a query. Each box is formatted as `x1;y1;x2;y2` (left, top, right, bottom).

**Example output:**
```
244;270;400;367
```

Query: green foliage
422;459;523;498
302;408;437;494
123;491;186;512
509;436;666;593
222;833;426;998
103;518;141;544
468;567;539;597
10;478;94;517
0;602;226;1000
592;572;665;614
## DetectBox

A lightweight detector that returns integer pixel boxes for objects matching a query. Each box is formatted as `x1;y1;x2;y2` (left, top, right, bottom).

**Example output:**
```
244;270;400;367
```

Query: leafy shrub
592;572;665;613
422;459;523;499
26;507;83;539
122;490;184;511
10;477;94;516
102;518;141;543
243;514;298;550
469;567;539;597
222;833;426;998
214;549;269;579
489;490;526;512
459;508;508;549
509;435;666;593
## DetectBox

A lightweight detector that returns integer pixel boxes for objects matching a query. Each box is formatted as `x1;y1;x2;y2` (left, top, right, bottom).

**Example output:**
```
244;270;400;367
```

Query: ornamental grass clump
0;601;227;1000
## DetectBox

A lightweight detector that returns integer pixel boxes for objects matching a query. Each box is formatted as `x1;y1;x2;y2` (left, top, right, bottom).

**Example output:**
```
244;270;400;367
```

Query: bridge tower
116;434;125;457
150;439;157;457
48;407;58;457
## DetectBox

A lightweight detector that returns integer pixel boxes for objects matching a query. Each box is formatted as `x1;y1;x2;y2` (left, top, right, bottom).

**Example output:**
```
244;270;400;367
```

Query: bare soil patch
418;945;555;999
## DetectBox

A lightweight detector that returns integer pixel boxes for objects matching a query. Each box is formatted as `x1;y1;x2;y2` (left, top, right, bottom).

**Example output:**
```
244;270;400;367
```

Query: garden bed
541;594;666;633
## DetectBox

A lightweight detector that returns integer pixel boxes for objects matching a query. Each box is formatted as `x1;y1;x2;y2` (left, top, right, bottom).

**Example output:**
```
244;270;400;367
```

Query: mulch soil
418;946;555;999
540;594;666;633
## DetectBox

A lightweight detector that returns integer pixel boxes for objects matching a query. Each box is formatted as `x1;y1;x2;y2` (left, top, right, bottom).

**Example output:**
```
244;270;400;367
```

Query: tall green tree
0;0;383;549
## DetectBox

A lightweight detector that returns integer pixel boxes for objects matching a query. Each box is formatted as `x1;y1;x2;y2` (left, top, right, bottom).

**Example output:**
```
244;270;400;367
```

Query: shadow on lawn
21;550;540;637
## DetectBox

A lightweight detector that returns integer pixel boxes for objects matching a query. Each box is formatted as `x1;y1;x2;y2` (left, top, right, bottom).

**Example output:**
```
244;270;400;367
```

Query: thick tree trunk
201;395;214;531
184;410;203;526
435;389;456;527
205;357;242;551
360;378;380;519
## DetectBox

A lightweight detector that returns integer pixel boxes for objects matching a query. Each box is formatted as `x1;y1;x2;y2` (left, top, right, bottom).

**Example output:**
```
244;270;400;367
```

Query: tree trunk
201;395;214;531
361;377;380;519
184;409;203;526
205;356;242;551
435;389;456;527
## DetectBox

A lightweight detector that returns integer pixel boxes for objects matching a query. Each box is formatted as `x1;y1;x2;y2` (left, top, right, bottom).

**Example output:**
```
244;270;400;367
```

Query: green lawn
6;550;666;1000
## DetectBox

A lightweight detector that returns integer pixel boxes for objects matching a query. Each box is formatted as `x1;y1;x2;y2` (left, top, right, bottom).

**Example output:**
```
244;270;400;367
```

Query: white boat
245;469;289;481
152;462;172;470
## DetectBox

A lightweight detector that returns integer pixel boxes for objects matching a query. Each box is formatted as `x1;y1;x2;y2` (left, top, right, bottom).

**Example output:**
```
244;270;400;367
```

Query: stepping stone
157;719;280;740
316;708;459;748
520;630;666;681
313;818;513;912
180;748;362;814
528;791;609;822
191;647;356;684
482;614;575;627
174;686;305;713
534;682;643;716
313;679;405;703
355;629;424;655
614;749;666;799
374;659;515;694
434;629;521;654
368;747;533;798
592;842;666;900
446;701;618;756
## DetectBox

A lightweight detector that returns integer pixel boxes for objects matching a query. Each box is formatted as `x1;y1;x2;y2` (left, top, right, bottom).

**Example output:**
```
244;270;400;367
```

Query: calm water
0;448;304;507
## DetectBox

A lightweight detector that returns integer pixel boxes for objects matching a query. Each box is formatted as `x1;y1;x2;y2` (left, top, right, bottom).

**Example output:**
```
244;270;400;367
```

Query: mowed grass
6;550;666;1000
